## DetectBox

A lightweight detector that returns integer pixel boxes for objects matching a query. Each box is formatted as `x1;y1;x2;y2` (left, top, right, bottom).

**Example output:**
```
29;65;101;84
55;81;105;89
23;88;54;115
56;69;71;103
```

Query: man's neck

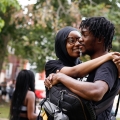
90;51;108;59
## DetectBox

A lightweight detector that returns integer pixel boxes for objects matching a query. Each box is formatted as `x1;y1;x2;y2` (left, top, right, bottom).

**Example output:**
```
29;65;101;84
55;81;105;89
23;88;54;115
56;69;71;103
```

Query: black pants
2;90;7;95
19;117;29;120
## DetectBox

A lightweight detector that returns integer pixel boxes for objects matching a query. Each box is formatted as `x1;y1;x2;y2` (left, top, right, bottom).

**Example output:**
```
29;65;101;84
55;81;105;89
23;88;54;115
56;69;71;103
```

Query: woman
44;26;120;119
10;70;38;120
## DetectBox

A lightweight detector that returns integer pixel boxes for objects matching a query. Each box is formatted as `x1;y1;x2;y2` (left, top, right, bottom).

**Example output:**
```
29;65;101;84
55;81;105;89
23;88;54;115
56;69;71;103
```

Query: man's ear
97;37;104;43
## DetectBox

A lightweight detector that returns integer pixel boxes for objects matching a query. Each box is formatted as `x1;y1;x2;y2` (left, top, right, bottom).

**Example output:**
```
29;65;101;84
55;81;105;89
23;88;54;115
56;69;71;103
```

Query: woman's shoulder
45;59;60;65
45;59;63;67
26;91;35;99
45;59;64;69
45;59;64;77
23;91;35;105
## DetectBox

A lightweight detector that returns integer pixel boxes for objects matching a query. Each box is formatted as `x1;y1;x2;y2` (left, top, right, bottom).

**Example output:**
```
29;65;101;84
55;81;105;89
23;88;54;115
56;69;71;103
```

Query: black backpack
48;84;95;120
48;83;120;120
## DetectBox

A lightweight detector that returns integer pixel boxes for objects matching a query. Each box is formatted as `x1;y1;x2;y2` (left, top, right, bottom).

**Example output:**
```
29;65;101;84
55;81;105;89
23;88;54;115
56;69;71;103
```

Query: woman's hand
112;52;120;78
112;52;120;60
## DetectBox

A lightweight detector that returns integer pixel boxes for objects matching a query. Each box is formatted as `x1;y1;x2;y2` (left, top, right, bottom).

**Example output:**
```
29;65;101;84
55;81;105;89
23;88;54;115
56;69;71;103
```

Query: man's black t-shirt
87;60;120;120
45;60;120;120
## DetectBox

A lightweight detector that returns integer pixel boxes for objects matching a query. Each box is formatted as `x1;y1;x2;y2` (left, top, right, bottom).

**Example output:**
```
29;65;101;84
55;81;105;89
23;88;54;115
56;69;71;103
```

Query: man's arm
45;72;108;101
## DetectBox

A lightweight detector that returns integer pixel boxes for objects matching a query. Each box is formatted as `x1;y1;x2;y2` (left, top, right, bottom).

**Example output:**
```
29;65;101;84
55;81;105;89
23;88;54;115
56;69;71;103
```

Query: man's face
79;28;97;56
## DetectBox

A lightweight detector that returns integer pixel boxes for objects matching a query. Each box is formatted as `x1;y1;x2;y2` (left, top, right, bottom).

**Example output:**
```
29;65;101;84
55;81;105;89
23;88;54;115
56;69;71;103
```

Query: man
45;17;120;120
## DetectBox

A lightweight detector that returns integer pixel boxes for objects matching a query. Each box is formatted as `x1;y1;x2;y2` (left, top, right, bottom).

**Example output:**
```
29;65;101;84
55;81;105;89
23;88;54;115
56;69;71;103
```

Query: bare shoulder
26;90;35;99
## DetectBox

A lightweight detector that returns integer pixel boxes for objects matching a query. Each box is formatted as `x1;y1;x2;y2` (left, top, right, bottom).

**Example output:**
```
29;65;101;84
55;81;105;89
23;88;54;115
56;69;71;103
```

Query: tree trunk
0;34;10;73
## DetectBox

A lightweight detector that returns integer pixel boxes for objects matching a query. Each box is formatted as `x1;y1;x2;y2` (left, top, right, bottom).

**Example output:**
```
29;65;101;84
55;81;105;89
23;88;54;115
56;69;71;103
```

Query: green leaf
0;18;5;32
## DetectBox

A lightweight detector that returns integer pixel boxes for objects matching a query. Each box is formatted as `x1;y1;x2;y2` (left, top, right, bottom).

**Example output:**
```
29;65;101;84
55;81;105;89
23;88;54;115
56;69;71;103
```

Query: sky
17;0;37;14
17;0;120;8
17;0;37;8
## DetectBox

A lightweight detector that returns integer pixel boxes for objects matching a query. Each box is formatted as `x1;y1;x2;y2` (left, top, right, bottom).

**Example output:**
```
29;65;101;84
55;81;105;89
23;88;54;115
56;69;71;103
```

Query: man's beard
82;50;94;56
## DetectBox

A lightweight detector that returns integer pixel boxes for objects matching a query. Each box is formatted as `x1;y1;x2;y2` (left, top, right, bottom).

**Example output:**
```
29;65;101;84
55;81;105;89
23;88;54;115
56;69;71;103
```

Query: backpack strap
95;87;120;115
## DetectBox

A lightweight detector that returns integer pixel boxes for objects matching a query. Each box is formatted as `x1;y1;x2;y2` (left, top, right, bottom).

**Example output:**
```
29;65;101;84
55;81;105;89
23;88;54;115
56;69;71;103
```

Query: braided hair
79;17;115;51
10;70;35;120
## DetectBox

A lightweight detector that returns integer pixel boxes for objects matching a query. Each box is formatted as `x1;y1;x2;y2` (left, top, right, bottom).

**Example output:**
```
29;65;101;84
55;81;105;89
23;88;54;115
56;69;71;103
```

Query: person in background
44;26;120;120
1;79;7;101
8;79;16;101
9;69;39;120
0;83;2;100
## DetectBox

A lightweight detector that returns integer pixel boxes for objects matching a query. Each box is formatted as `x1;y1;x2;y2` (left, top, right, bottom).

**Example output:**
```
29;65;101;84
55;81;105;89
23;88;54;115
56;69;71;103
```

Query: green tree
0;0;120;73
0;0;20;72
10;0;82;72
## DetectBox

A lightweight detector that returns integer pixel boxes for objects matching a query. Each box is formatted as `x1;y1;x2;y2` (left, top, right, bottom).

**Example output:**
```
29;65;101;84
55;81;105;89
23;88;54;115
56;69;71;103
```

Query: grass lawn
0;99;10;119
0;98;120;120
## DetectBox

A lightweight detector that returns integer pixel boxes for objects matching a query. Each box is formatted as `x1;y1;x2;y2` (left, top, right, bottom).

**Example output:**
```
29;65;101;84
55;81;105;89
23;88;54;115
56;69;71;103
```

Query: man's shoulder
99;60;116;68
101;60;113;64
96;60;117;75
94;60;118;84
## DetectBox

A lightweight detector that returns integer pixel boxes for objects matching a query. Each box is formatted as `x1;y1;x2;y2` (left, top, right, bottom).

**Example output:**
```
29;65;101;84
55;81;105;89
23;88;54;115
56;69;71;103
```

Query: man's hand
44;70;61;89
44;72;69;89
44;72;61;89
44;73;54;89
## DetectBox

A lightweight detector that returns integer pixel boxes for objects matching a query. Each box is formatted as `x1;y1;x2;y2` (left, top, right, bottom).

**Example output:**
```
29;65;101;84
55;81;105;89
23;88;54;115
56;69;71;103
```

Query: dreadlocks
79;17;115;51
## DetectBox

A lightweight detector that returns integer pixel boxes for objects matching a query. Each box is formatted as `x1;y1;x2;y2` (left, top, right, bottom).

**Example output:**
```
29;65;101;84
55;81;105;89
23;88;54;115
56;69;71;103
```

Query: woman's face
66;31;81;58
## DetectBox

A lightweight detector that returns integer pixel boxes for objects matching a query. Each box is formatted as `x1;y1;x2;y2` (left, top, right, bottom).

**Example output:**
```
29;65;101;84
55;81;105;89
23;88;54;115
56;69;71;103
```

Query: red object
35;90;45;99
